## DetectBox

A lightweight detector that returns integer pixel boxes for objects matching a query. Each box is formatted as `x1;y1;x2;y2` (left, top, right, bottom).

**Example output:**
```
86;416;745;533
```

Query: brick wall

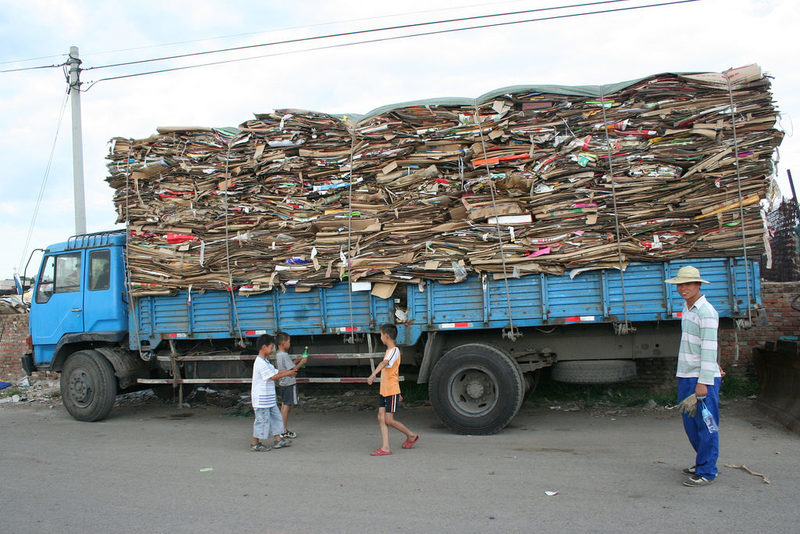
718;281;800;378
0;314;29;381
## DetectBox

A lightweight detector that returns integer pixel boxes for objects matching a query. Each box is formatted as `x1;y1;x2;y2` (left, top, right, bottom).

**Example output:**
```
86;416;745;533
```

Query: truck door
83;247;127;333
30;251;84;365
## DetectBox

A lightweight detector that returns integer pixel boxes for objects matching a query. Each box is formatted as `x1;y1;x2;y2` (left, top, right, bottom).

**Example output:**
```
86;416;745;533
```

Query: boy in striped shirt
250;334;297;452
666;266;722;486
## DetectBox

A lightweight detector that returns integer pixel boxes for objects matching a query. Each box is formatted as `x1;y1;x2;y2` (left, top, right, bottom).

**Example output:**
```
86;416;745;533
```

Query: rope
345;128;356;342
599;86;631;331
123;141;145;360
221;137;246;347
724;72;753;325
473;104;518;340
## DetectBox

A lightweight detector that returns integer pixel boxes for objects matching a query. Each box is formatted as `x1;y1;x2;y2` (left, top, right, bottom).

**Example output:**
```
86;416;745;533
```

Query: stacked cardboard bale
106;65;783;296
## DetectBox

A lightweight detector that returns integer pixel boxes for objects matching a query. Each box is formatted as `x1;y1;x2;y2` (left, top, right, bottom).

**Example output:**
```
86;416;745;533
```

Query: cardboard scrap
106;65;782;296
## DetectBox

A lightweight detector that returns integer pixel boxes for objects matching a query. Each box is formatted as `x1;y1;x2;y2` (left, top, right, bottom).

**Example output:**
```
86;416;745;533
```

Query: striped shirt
251;355;278;408
676;295;721;385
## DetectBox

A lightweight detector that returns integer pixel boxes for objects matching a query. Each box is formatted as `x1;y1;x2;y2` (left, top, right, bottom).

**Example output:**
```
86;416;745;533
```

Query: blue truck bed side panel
131;285;394;349
400;257;759;345
130;257;760;349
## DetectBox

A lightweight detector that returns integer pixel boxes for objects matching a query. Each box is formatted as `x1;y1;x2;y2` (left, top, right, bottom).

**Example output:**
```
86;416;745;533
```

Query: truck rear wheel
429;343;524;435
60;350;117;422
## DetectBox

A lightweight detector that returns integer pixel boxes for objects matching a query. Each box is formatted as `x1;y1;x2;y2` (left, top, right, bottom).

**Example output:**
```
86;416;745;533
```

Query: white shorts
253;405;283;439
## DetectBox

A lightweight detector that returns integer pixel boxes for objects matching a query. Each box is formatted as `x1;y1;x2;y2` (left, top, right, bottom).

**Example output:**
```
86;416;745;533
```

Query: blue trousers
678;377;720;480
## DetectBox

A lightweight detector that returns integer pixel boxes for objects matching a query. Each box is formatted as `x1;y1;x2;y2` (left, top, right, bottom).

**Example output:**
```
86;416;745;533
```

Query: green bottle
301;346;308;368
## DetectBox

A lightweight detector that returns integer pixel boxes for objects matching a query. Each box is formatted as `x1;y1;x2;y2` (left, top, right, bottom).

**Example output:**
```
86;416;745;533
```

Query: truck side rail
401;257;759;343
136;351;399;388
131;283;394;350
131;257;759;349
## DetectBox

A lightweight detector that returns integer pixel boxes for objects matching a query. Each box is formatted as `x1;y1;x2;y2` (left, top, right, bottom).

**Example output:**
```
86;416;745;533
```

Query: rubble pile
106;65;783;296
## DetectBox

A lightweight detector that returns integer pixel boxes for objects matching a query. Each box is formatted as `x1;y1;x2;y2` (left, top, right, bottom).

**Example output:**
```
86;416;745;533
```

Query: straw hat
665;266;709;284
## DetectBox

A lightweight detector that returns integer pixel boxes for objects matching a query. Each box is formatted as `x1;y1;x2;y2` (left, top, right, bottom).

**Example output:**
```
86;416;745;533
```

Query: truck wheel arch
51;331;127;372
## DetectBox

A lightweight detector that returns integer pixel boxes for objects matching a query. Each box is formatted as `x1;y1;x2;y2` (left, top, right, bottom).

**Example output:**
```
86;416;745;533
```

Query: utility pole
68;46;87;235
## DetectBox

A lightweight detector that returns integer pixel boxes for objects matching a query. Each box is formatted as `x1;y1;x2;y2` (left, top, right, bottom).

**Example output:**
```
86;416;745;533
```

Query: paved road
1;397;798;533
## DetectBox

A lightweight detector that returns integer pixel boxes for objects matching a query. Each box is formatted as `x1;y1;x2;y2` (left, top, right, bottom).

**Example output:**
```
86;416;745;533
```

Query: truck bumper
21;353;35;376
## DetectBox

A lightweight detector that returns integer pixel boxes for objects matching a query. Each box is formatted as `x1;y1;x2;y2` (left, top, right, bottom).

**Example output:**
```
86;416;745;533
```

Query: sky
1;0;798;281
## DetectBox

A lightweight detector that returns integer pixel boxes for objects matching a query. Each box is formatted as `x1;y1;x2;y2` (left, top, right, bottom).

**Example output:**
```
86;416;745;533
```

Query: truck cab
23;231;130;420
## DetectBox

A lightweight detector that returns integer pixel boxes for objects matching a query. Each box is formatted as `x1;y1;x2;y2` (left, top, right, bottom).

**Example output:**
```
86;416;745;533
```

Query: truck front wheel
429;343;524;435
60;350;117;422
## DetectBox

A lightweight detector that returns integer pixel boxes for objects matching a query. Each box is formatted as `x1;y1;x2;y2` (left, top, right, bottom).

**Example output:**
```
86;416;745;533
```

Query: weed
526;373;757;408
720;374;758;398
527;377;678;408
400;382;429;403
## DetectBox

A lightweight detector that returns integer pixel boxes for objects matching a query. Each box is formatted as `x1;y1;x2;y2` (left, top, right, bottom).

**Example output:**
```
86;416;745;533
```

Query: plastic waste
700;399;718;433
452;261;467;283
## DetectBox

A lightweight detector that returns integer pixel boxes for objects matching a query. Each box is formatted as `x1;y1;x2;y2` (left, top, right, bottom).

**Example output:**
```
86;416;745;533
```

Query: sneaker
273;438;292;449
250;442;270;452
281;430;297;439
683;474;714;487
682;466;696;475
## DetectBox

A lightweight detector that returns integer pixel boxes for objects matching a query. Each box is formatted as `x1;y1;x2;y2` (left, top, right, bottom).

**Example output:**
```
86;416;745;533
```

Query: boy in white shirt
250;334;297;452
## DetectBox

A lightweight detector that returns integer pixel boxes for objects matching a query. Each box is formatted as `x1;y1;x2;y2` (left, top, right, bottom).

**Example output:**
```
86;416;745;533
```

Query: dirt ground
1;378;798;533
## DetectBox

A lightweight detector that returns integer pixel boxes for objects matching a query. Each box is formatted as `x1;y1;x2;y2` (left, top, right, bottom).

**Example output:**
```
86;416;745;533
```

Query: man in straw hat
666;265;722;487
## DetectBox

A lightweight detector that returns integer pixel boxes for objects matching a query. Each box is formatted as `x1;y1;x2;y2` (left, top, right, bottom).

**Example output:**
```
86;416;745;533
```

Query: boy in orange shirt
366;324;419;456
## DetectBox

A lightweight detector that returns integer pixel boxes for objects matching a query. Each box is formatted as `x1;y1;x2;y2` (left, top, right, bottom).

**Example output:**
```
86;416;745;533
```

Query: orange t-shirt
379;346;401;396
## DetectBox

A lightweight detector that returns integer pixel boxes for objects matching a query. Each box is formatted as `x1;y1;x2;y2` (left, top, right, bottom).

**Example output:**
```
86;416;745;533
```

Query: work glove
677;393;698;417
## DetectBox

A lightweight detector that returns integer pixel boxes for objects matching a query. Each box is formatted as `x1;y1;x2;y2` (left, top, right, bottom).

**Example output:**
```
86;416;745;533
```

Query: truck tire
551;360;636;384
429;343;524;435
60;350;118;422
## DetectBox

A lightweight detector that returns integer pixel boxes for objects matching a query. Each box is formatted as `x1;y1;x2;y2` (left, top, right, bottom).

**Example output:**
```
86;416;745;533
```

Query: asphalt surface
1;395;798;533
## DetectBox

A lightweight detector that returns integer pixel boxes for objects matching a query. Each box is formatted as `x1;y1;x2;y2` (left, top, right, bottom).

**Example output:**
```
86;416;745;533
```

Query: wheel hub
448;368;498;417
68;370;93;407
465;380;485;399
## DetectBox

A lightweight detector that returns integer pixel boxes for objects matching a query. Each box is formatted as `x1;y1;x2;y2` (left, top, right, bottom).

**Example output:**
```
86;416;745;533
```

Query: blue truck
21;230;760;434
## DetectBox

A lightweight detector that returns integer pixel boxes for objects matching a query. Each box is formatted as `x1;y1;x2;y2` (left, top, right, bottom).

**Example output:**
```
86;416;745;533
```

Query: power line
0;61;68;74
0;0;528;69
18;91;71;274
84;0;640;71
0;53;66;66
77;0;548;59
85;0;699;88
0;0;591;70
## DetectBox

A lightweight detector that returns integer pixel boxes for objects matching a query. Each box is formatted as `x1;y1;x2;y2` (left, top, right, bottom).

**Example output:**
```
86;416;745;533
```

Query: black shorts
278;384;298;405
378;394;401;413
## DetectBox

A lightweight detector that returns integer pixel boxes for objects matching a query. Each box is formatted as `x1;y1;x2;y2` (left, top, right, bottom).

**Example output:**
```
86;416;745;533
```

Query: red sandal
370;448;392;456
402;435;419;449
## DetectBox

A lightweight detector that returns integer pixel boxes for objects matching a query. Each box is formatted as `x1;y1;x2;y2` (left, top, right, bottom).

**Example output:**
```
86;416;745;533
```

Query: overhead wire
0;53;66;66
83;0;640;72
0;61;68;74
1;1;530;70
84;0;699;88
75;0;567;59
17;91;71;273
